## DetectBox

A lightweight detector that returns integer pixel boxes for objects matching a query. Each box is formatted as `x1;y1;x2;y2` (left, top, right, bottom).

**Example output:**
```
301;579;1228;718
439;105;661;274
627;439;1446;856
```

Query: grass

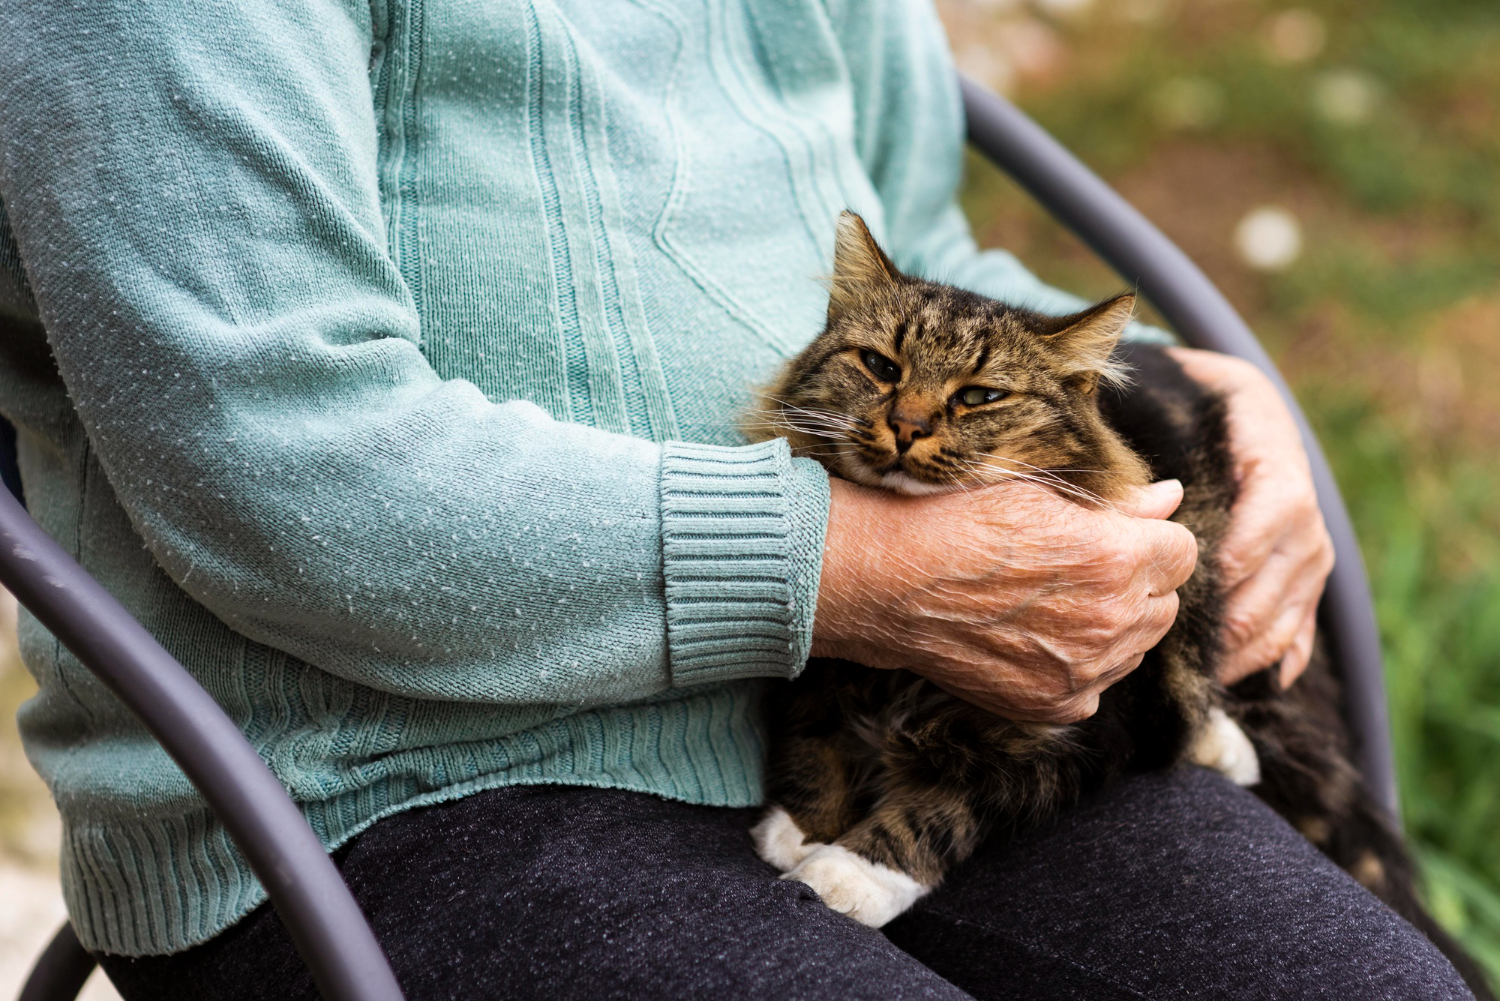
941;0;1500;984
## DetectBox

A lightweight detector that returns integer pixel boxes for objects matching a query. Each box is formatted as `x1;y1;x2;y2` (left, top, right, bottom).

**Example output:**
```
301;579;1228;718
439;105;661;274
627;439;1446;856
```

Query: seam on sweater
706;1;828;258
741;0;861;233
563;12;680;442
395;0;427;325
557;22;631;435
630;0;795;356
526;3;584;422
45;440;97;820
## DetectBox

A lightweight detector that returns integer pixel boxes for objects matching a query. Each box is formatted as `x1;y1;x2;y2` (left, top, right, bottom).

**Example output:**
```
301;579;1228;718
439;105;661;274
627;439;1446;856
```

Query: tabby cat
746;211;1491;997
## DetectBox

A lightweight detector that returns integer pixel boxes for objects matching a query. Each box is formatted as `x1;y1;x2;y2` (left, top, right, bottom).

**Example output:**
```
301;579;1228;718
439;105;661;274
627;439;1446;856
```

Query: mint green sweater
0;0;1108;955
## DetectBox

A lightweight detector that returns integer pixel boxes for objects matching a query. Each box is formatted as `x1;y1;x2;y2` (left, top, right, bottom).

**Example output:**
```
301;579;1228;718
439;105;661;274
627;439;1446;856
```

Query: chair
6;76;1395;1001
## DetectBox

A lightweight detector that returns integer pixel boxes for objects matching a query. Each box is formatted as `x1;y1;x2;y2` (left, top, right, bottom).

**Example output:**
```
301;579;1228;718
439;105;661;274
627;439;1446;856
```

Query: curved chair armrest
0;484;405;1001
959;75;1398;821
18;924;95;1001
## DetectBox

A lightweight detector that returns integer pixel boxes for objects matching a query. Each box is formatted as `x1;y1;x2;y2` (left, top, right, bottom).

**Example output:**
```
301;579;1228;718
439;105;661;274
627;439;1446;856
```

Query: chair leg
19;923;97;1001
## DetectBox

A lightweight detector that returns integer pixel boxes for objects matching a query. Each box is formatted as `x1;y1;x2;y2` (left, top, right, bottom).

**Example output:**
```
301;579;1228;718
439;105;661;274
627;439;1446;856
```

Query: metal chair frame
5;76;1394;1001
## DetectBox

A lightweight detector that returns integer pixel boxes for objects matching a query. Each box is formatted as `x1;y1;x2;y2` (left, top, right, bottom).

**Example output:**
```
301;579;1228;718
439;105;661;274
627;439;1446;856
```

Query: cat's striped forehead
844;280;1049;380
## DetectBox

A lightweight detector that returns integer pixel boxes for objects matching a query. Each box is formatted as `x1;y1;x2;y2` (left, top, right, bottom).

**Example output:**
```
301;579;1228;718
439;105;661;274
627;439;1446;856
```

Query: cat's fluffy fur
746;211;1492;998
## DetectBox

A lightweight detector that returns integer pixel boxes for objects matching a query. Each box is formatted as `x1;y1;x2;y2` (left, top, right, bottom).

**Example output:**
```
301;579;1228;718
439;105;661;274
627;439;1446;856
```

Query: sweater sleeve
833;0;1172;343
0;0;826;704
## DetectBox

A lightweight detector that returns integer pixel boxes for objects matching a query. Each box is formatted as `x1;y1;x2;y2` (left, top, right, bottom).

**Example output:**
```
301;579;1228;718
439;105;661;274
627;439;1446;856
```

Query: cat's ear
828;211;900;321
1041;293;1136;393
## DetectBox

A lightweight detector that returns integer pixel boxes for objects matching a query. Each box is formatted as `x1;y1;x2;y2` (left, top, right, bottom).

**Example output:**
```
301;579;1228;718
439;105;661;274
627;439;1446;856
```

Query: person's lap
98;768;1471;1001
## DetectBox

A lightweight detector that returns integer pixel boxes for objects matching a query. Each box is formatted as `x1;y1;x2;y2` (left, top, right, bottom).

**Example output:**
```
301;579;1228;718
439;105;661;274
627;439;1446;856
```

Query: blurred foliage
945;0;1500;984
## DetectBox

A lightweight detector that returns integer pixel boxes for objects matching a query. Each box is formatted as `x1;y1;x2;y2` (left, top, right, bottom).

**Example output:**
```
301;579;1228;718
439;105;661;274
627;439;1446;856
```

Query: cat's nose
888;413;931;451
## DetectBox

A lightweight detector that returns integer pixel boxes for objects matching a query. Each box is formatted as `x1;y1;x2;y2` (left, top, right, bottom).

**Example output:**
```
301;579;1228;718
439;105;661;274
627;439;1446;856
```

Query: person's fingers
1114;479;1183;520
1219;546;1301;663
999;690;1104;725
1090;648;1151;693
1216;506;1280;592
1220;587;1318;684
1139;519;1199;596
1276;609;1318;689
1217;534;1331;682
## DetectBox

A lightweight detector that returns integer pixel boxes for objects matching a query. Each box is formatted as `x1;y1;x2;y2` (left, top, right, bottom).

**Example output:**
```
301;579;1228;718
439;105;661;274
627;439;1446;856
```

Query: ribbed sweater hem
65;681;769;957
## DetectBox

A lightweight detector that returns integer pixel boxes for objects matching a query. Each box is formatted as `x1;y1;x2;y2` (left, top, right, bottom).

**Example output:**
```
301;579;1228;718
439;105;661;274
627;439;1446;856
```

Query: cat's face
753;213;1149;501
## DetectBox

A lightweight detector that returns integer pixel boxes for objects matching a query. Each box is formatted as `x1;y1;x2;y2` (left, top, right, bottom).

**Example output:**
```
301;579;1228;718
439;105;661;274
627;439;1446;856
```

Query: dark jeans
99;768;1472;1000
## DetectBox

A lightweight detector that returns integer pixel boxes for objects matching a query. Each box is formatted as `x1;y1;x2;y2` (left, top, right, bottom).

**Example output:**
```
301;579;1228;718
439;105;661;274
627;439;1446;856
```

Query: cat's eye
861;350;902;383
955;386;1009;407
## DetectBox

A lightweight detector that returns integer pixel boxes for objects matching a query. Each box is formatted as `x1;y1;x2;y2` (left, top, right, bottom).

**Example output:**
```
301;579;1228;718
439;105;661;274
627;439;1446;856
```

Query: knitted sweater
0;0;1110;956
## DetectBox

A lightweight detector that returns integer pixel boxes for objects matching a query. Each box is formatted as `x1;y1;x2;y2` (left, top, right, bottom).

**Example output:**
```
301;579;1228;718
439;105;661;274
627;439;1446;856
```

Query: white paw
752;806;819;871
1189;707;1262;786
782;844;929;927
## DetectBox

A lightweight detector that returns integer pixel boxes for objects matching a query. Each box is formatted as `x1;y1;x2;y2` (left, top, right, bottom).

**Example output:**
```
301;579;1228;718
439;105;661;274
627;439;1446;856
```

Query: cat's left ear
828;211;901;322
1042;293;1136;393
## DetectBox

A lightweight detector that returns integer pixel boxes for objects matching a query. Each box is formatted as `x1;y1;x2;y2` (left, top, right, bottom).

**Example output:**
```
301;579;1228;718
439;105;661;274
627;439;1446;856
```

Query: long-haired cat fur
746;211;1492;998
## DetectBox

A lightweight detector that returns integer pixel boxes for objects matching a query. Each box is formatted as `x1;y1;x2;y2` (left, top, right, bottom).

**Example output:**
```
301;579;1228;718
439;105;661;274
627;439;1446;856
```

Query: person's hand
810;477;1198;723
1168;347;1335;688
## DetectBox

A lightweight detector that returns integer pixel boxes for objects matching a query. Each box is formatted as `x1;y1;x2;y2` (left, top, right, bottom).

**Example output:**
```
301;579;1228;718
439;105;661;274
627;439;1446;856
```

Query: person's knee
891;769;1476;1000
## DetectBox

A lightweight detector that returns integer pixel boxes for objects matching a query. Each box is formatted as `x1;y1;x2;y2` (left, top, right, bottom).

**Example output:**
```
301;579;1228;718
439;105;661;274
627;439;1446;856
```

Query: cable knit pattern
0;0;1132;956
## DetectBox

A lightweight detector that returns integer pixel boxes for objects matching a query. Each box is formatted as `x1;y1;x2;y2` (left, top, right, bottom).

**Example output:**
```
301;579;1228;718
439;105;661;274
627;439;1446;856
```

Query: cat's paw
752;806;820;871
782;844;929;927
1190;707;1262;786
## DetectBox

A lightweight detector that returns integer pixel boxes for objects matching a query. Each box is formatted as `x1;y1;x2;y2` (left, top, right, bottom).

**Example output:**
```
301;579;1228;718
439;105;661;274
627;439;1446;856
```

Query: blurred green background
938;0;1499;982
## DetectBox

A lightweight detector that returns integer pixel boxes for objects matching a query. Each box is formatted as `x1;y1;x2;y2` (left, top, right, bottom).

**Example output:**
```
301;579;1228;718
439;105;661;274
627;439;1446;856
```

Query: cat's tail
1229;658;1496;1001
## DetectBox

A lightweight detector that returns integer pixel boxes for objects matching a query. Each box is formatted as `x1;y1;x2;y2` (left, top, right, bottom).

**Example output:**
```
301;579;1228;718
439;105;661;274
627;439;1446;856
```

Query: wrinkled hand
1169;347;1335;688
811;477;1198;723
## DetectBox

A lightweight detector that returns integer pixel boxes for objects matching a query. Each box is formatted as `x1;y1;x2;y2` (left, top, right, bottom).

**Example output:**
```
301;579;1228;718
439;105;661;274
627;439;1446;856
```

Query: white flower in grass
1313;70;1381;126
1234;206;1303;272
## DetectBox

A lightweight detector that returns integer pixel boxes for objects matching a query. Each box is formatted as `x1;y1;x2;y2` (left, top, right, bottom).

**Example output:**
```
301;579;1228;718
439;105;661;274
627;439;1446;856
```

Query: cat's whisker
969;453;1107;504
763;409;864;432
745;415;856;439
975;453;1105;478
961;462;1104;505
761;397;870;430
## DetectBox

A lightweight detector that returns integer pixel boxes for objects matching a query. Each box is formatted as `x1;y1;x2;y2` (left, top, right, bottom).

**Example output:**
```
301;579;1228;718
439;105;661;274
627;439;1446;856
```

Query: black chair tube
17;924;96;1001
0;485;405;1001
959;76;1398;821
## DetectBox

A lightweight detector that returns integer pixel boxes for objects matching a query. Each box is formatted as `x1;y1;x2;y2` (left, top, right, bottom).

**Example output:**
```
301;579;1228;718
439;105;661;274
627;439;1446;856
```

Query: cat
745;210;1492;998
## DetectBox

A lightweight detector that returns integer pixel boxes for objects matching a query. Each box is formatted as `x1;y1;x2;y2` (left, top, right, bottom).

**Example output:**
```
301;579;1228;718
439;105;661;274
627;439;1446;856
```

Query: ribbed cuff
660;439;830;687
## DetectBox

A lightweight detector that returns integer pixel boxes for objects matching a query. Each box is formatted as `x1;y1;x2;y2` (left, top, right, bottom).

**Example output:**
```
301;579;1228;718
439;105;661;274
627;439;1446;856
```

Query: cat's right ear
1042;292;1136;393
828;211;899;322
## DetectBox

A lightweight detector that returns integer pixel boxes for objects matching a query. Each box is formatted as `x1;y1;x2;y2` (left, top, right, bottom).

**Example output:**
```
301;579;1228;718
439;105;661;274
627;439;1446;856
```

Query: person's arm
0;0;828;704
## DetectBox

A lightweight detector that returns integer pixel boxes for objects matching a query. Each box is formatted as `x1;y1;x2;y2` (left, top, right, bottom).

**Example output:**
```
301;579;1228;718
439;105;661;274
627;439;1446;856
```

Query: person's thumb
1115;479;1183;521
